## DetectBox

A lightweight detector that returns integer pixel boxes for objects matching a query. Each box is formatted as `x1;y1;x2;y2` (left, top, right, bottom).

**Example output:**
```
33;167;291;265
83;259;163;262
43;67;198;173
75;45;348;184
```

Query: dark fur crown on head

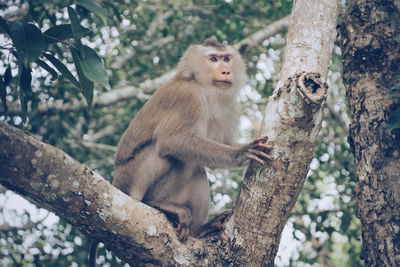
203;37;226;48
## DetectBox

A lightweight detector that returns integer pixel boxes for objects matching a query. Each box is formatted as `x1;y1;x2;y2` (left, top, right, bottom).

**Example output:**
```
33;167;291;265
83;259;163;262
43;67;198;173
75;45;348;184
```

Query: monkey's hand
235;136;272;165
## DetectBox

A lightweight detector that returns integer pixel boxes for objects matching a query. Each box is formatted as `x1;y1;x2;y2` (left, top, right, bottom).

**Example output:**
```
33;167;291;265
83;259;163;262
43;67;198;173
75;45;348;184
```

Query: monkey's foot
146;200;192;242
209;210;232;231
175;207;192;242
199;210;232;236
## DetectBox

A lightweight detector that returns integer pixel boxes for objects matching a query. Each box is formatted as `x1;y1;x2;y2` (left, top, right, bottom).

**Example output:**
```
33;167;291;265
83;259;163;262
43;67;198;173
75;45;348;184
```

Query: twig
0;212;50;233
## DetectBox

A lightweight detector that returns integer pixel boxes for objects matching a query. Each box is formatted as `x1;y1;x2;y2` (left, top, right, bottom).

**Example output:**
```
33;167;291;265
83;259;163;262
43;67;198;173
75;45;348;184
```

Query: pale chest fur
202;89;240;144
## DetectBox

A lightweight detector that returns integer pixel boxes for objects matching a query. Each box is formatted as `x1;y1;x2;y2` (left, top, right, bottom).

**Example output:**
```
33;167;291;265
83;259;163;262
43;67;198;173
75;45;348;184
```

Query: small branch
141;36;175;51
146;10;174;39
67;138;117;152
89;125;116;142
234;15;290;54
0;213;49;233
0;185;7;194
2;3;29;21
111;10;174;69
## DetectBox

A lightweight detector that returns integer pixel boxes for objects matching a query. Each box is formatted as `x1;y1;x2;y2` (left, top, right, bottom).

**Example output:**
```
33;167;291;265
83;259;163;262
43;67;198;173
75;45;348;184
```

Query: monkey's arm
156;134;271;168
152;82;271;167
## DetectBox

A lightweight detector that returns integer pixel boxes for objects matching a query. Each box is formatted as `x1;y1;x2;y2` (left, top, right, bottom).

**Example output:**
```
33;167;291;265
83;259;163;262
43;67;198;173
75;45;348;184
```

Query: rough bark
340;0;400;265
225;0;340;266
0;121;211;266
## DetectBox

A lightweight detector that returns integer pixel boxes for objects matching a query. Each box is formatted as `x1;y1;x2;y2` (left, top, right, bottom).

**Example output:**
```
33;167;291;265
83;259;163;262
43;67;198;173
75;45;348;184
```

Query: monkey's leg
145;200;192;241
197;210;232;237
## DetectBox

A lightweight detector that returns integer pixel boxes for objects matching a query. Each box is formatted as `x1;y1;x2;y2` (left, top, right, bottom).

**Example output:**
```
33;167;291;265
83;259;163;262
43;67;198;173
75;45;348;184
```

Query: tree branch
0;185;7;194
111;10;175;69
234;15;290;54
0;121;218;265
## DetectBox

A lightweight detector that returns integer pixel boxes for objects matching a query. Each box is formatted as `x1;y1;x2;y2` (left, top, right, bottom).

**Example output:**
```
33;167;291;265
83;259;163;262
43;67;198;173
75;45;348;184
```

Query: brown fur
203;37;226;48
113;39;269;240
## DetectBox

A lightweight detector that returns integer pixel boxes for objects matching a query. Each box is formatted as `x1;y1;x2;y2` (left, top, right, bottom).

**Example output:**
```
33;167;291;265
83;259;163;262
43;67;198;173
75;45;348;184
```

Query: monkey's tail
88;240;99;267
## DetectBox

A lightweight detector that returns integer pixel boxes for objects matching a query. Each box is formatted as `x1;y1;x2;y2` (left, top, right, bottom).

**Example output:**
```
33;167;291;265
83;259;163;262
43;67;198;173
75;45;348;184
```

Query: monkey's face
176;43;247;93
204;51;234;89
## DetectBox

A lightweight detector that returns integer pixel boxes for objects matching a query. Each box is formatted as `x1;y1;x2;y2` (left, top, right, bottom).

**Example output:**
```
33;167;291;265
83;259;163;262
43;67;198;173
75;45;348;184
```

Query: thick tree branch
0;121;219;266
225;1;340;265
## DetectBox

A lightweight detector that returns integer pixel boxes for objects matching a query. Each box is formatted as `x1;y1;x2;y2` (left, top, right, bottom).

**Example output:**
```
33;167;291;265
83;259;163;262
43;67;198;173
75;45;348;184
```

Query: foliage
0;0;361;266
0;0;109;120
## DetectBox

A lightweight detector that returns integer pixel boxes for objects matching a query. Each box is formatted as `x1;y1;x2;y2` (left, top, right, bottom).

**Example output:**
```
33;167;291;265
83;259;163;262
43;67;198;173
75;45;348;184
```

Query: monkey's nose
221;71;231;75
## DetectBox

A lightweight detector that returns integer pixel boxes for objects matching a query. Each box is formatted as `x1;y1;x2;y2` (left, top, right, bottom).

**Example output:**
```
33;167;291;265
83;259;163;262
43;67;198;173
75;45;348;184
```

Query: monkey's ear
177;70;195;81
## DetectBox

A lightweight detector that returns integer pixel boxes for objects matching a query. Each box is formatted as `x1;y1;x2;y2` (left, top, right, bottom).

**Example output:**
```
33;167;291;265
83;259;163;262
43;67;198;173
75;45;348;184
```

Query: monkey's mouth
213;80;232;87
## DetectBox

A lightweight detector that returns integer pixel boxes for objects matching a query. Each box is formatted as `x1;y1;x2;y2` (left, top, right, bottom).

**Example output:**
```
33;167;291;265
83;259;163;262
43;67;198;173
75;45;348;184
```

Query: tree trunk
340;0;400;265
226;0;340;265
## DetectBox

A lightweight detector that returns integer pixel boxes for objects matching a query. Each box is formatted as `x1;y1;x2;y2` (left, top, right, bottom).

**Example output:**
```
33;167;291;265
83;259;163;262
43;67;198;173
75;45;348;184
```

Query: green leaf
19;66;32;121
35;59;58;81
43;24;91;44
388;82;400;98
75;0;107;16
67;6;82;45
79;45;109;86
395;34;400;43
0;16;10;35
71;47;94;108
9;22;44;68
43;53;80;88
20;66;32;96
388;108;400;131
0;73;7;114
103;2;122;22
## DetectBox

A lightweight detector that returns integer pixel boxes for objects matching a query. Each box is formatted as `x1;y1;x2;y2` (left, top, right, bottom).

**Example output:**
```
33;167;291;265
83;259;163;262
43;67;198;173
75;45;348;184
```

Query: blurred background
0;0;360;266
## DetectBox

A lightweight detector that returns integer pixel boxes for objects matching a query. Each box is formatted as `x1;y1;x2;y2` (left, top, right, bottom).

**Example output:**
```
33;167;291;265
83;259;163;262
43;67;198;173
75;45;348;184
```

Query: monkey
89;37;271;266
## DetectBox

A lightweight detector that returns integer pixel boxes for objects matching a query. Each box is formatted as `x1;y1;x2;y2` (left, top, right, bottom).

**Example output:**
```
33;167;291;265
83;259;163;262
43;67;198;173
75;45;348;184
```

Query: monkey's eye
223;56;230;62
209;56;218;62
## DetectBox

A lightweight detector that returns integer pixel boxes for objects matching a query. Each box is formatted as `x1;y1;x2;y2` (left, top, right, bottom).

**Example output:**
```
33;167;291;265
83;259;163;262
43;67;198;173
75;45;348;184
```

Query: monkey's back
112;78;205;193
114;77;203;164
